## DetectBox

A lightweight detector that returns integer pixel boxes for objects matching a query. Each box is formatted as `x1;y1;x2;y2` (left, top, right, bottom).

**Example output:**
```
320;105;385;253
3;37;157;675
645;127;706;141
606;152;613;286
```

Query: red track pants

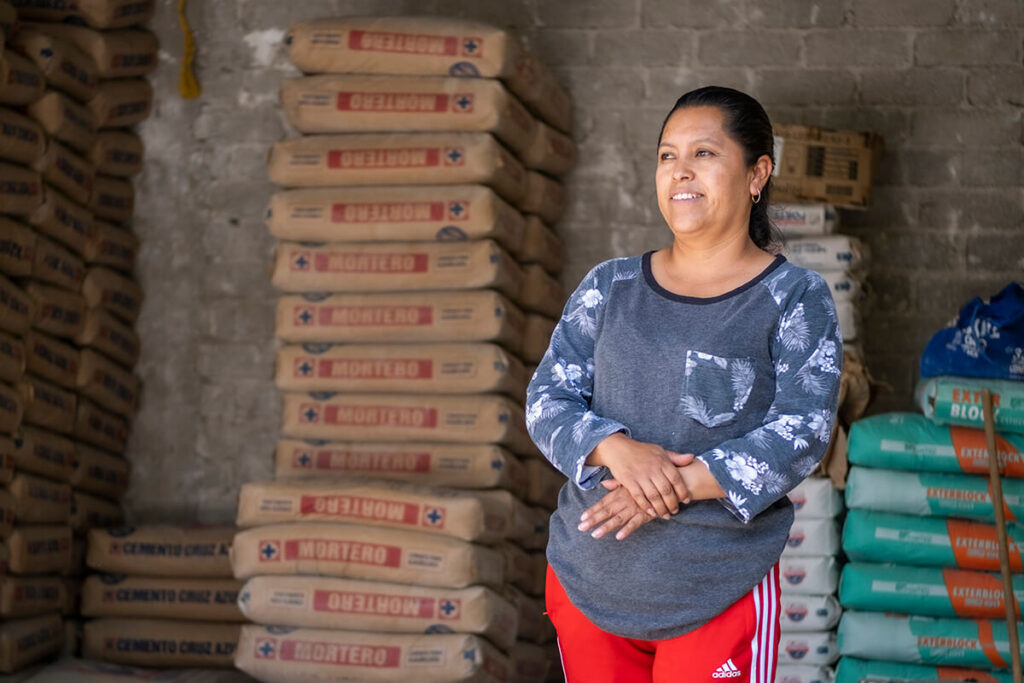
545;564;782;683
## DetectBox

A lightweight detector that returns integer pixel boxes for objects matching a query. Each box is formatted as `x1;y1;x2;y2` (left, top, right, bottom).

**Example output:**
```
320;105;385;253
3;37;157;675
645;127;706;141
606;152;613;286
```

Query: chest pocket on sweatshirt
680;350;756;428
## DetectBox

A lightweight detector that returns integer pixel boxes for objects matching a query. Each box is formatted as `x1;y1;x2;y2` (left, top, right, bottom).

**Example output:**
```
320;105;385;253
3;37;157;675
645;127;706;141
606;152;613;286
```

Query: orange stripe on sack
975;619;1009;669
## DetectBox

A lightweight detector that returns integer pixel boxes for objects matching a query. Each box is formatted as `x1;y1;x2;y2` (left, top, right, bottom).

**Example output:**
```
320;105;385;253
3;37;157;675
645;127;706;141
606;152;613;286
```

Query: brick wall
126;0;1023;522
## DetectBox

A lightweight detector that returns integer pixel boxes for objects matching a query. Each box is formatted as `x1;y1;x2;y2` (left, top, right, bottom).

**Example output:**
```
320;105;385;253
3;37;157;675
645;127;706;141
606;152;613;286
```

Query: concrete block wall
126;0;1024;522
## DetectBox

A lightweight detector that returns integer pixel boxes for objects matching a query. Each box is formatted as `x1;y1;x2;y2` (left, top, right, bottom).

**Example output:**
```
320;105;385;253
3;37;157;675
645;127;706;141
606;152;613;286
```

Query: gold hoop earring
751;190;761;204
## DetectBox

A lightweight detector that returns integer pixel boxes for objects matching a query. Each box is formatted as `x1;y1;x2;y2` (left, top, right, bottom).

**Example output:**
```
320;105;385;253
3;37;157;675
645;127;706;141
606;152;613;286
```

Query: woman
525;86;842;683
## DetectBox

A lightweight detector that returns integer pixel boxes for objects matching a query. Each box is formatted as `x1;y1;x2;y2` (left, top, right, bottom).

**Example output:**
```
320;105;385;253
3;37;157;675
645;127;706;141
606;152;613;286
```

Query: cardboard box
772;124;883;208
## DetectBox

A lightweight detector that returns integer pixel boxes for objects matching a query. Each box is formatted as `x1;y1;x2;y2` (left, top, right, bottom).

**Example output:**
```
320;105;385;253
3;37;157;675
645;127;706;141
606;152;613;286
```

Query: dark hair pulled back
659;86;784;253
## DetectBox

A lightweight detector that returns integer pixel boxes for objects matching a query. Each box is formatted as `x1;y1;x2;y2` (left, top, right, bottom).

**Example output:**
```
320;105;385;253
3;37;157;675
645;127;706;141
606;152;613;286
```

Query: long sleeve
696;271;843;523
526;260;631;489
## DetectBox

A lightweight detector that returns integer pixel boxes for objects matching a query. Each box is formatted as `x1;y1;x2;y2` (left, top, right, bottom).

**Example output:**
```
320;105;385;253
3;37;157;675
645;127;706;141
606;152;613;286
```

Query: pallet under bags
845;465;1024;521
236;625;510;683
917;376;1024;434
837;610;1024;669
280;392;534;454
266;184;524;252
267;132;527;205
237;575;517;650
842;509;1024;572
271;239;523;297
275;290;525;348
231;522;504;588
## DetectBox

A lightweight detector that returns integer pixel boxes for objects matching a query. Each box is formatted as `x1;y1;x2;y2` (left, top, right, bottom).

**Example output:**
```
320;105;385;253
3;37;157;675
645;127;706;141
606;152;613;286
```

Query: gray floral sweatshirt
526;252;842;640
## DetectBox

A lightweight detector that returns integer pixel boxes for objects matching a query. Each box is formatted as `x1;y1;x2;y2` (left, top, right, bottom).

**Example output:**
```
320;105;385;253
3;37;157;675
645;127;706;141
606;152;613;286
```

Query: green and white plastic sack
834;657;1012;683
917;376;1024;434
783;518;841;557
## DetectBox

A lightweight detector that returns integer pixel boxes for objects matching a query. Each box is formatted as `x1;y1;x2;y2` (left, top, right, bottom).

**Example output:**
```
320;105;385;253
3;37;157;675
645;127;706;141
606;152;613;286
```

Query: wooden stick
983;388;1023;683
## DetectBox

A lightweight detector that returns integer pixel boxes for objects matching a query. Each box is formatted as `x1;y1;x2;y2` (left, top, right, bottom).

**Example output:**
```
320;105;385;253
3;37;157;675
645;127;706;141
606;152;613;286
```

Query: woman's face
655;105;765;243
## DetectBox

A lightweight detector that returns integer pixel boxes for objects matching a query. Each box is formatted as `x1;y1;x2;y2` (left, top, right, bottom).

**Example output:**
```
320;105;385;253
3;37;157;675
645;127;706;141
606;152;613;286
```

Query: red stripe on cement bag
518;170;565;225
276;342;526;396
282;74;537;157
75;348;138;417
88;130;143;177
272;239;523;297
285;17;515;78
779;555;838;595
0;330;26;383
0;275;33;336
75;397;129;453
0;216;36;278
14;0;155;29
71;442;129;499
0;161;42;215
266;184;525;253
518;215;563;275
7;524;72;574
10;28;100;103
281;392;534;455
17;374;75;434
83;220;137;271
275;439;527;495
81;575;244;622
7;471;71;523
521;120;576;176
82;266;141;323
0;575;66;618
0;50;45;106
87;525;235;578
238;575;517;650
25;281;86;339
0;614;62;673
236;625;511;683
230;522;504;589
27;185;95;255
83;618;239;668
10;426;73;482
23;24;158;79
25;330;79;390
32;233;86;291
29;138;94;206
268;131;527;205
26;90;98;154
75;307;139;368
275;289;526;350
0;107;45;165
236;478;516;544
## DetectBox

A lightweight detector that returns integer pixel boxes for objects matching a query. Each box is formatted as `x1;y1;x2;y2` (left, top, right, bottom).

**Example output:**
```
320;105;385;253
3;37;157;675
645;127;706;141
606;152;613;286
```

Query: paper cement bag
32;233;86;291
236;625;510;683
30;137;94;205
10;425;74;482
0;489;13;537
520;120;576;177
818;269;863;302
0;107;45;164
88;129;143;177
0;444;14;490
25;280;86;339
518;215;562;275
281;392;534;455
779;593;841;633
75;348;138;417
0;50;45;106
236;478;516;544
75;397;129;453
918;376;1024;435
0;160;42;214
75;306;139;368
64;537;86;578
834;656;1012;683
275;289;526;349
779;556;838;595
518;171;565;225
14;0;155;29
7;524;71;574
782;517;841;557
81;575;244;622
842;508;1024;573
0;613;62;673
0;330;25;382
0;380;21;434
0;216;36;278
231;522;504;589
785;235;865;272
8;471;71;522
768;203;838;237
89;173;134;223
238;575;517;650
274;440;526;494
25;89;97;153
18;374;76;433
499;584;554;644
82;266;141;323
83;220;138;272
71;442;129;499
267;132;527;205
516;263;565;318
275;342;526;396
25;330;80;389
777;631;838;666
272;239;522;297
496;542;545;597
266;184;525;253
774;664;834;683
0;575;66;617
9;28;99;103
87;77;153;129
788;476;843;520
27;185;95;255
521;314;554;364
23;24;158;79
0;2;12;39
523;458;562;509
87;525;236;578
83;618;239;668
70;489;123;531
281;74;537;157
509;641;552;683
504;48;573;134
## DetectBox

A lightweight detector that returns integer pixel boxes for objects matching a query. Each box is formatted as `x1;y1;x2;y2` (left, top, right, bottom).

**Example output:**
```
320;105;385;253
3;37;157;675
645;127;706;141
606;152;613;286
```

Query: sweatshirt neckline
641;251;786;305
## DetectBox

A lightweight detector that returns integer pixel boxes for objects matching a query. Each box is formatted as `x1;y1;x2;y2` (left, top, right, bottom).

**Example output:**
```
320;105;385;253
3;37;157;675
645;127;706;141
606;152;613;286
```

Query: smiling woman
525;87;843;683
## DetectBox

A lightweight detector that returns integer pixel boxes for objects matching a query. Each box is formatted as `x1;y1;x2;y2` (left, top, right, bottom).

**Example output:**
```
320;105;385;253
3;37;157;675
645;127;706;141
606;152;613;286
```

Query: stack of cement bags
834;411;1024;681
0;0;154;669
776;478;844;683
78;525;244;670
238;16;574;683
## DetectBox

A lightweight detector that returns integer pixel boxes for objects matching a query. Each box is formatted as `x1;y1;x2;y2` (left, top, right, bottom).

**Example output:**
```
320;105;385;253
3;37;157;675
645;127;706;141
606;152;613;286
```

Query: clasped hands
579;432;696;541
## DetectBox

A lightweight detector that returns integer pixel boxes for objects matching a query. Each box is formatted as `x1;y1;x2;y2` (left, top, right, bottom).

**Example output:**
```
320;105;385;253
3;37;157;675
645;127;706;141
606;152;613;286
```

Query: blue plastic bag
920;282;1024;381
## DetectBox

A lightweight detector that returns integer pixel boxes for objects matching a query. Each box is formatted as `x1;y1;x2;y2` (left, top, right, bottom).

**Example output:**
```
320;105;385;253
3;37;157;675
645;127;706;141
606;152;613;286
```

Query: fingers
600;479;618;491
668;452;695;467
645;478;677;518
615;512;650;541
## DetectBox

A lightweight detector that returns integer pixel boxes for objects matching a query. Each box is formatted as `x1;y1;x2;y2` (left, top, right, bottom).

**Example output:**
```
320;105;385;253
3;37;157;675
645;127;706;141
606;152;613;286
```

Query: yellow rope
177;0;200;99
